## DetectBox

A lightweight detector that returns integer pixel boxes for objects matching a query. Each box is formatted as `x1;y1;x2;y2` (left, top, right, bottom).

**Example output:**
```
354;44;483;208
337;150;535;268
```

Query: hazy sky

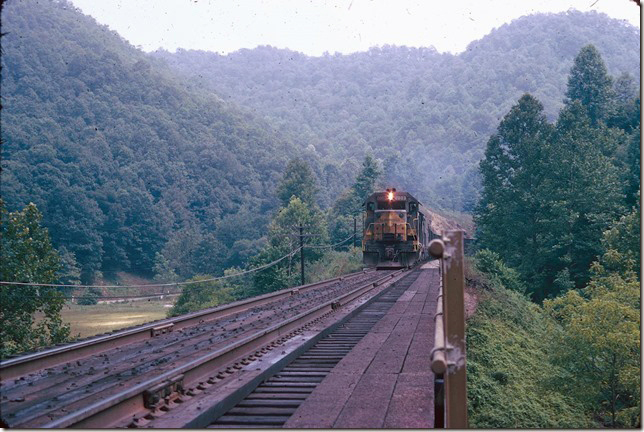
69;0;641;56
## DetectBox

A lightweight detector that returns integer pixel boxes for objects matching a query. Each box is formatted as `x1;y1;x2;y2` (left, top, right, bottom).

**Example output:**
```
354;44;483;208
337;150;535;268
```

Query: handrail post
442;230;467;428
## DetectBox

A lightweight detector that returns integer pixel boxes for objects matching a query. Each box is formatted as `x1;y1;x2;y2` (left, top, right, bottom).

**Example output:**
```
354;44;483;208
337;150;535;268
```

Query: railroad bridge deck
1;237;467;429
284;264;440;428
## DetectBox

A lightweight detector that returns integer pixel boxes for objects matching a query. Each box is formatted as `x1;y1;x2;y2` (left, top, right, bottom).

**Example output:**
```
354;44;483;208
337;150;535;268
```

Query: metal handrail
428;231;467;429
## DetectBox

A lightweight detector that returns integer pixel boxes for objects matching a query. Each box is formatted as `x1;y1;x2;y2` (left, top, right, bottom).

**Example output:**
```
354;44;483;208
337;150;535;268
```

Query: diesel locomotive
362;188;437;269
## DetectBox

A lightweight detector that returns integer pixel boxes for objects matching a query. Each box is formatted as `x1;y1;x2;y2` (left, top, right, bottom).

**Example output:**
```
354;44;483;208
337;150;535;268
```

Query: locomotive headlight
387;191;394;201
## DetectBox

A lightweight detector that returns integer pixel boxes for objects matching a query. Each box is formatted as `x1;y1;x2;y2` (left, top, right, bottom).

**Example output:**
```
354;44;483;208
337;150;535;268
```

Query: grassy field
59;299;172;339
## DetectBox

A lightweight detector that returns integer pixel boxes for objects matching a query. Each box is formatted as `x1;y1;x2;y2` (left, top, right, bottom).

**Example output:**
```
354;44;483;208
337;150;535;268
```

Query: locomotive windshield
377;200;406;210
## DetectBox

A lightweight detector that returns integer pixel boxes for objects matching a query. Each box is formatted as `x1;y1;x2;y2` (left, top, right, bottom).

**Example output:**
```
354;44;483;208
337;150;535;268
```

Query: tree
77;287;101;306
565;45;615;126
608;73;640;134
328;189;361;246
544;280;639;427
475;94;553;292
540;101;623;296
598;198;640;278
250;197;328;296
276;158;318;207
152;252;180;283
0;201;70;357
624;125;641;208
168;274;235;316
56;246;81;286
544;210;640;426
352;155;382;204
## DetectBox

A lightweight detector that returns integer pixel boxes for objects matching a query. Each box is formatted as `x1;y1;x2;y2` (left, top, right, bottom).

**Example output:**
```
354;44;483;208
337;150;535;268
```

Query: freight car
362;188;438;269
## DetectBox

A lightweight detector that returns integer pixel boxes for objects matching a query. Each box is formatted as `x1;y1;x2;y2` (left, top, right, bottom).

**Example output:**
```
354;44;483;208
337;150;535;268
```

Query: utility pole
299;225;305;286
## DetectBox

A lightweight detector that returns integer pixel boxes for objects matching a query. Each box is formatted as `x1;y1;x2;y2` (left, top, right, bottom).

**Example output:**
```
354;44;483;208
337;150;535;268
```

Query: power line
1;223;360;297
306;233;356;250
0;245;302;290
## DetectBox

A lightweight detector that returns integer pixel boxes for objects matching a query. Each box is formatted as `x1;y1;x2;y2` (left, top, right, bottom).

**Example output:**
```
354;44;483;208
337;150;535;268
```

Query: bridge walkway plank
284;267;440;429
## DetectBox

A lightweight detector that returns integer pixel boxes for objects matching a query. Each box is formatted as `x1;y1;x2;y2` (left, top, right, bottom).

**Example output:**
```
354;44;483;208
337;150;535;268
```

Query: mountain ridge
152;10;639;210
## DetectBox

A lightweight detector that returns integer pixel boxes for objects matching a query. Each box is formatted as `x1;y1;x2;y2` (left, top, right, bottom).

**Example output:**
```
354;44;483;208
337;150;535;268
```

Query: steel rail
0;269;374;381
42;269;405;428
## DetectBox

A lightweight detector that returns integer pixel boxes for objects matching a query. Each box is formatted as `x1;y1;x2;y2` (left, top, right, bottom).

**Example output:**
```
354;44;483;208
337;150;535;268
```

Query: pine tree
565;45;615;126
475;94;553;290
352;155;382;203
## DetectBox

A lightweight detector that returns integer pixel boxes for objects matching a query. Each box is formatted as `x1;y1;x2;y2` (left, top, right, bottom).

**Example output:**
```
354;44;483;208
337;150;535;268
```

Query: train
362;188;439;269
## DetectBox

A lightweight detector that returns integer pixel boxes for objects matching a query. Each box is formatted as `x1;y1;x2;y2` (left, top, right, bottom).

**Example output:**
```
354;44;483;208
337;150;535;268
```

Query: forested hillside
1;1;639;285
153;11;639;211
469;43;640;426
1;0;300;283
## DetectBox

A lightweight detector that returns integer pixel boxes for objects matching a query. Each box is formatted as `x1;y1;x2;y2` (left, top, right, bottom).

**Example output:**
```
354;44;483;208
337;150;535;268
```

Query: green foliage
277;158;318;207
598;199;640;278
473;250;525;294
542;203;640;427
152;252;180;283
466;258;591;428
475;94;553;289
305;247;364;283
352;155;383;204
565;45;614;125
168;274;236;316
56;246;81;286
540;100;624;295
328;155;383;245
248;197;328;296
544;276;640;426
476;44;634;301
77;287;101;306
624;128;641;208
0;202;70;357
1;0;295;282
155;12;639;212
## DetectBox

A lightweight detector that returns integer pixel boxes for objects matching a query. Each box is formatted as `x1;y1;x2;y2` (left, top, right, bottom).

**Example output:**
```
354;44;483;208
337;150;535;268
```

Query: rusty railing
429;230;467;428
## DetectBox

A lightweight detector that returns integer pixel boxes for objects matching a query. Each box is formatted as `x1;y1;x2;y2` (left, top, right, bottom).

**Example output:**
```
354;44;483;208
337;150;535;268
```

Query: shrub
466;257;592;428
77;287;102;305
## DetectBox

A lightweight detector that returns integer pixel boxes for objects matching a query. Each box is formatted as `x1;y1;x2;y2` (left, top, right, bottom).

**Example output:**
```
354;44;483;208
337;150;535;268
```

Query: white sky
69;0;641;56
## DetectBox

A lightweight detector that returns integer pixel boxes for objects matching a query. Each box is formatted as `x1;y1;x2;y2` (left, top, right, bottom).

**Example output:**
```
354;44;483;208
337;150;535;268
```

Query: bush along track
464;252;592;428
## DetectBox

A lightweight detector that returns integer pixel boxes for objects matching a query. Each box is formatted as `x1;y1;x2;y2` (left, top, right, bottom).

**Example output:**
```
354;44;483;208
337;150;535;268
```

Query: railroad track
0;268;406;428
210;270;421;428
1;269;375;381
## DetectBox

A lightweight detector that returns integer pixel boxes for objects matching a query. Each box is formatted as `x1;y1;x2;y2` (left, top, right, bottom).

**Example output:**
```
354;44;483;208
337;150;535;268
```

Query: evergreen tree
328;155;383;246
565;45;615;126
475;94;553;289
276;158;318;208
540;101;623;297
352;155;382;203
624;128;641;208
